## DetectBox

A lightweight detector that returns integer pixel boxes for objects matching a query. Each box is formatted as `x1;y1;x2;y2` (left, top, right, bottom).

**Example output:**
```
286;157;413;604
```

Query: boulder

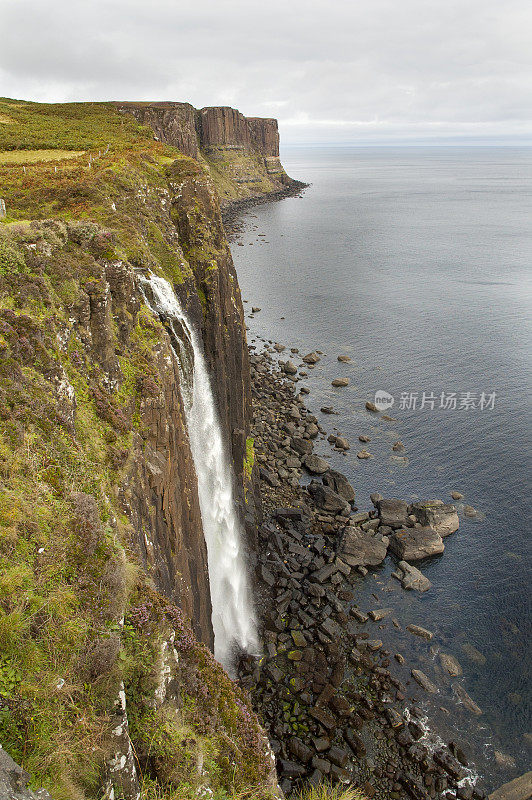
365;401;379;412
302;352;320;364
398;560;432;592
411;669;438;693
389;527;444;561
303;454;329;475
356;449;372;459
439;653;463;677
332;377;349;387
338;526;388;567
377;498;410;529
453;684;482;715
411;501;459;537
406;624;434;640
283;360;298;375
307;481;351;516
322;470;355;504
291;436;313;456
337;355;351;362
334;436;350;450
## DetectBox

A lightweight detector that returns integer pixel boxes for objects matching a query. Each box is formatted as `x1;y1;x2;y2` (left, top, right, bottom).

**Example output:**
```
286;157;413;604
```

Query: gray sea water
230;146;532;790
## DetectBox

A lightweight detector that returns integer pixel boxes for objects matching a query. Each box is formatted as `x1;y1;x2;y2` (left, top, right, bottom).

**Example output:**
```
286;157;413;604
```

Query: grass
0;150;85;164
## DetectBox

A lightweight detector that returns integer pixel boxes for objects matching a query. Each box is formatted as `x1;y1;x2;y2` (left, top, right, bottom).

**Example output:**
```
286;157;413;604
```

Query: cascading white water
139;274;258;670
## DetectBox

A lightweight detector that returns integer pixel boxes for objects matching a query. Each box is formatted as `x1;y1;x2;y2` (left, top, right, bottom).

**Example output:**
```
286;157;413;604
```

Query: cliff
114;100;297;207
0;98;270;799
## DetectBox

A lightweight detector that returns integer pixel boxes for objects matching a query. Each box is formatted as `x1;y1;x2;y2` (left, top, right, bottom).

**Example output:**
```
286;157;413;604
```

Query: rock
283;360;298;375
398;561;432;592
359;435;371;442
338;526;388;567
454;684;483;715
260;466;281;487
351;608;369;623
328;746;349;768
370;493;383;506
321;406;335;414
345;728;367;757
377;498;410;529
332;377;349;387
306;422;319;438
0;748;53;799
451;491;463;500
313;737;331;753
461;642;486;665
406;624;434;640
289;738;313;765
251;306;261;313
433;749;467;780
368;608;394;621
411;669;438;693
464;504;481;518
489;772;532;800
303;454;329;475
392;440;405;451
494;751;517;769
439;653;463;677
389;527;444;561
357;449;372;459
280;759;306;778
291;436;313;455
274;343;286;352
291;630;307;648
411;501;459;537
309;706;336;730
322;470;355;504
337;355;351;362
365;401;379;412
307;481;351;516
302;352;320;364
334;436;350;450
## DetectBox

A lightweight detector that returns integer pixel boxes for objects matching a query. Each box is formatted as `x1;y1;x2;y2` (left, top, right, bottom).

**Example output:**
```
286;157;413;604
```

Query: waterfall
138;274;258;670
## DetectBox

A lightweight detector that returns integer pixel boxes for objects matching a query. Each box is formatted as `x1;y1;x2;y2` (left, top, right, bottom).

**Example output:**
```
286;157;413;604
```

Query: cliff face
114;100;296;206
0;98;271;799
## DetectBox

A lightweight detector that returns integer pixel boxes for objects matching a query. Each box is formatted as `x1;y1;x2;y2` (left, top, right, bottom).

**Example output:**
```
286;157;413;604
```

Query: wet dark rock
260;466;281;487
283;360;298;375
332;377;350;387
307;481;351;516
322;470;355;504
289;737;313;764
411;501;459;537
397;561;432;592
345;728;367;757
389;527;444;561
291;436;313;455
303;454;329;475
411;670;438;694
406;624;434;640
377;498;410;529
433;749;467;781
279;759;306;778
338;525;388;567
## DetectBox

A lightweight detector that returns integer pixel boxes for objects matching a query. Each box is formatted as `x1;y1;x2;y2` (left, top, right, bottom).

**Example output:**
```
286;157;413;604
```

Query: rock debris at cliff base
239;344;485;800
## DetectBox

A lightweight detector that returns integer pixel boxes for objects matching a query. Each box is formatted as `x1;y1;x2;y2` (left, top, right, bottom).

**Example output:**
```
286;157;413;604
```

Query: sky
1;0;531;145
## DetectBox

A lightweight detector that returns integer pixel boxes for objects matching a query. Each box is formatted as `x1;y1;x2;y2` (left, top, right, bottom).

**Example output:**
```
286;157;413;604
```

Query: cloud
1;0;531;142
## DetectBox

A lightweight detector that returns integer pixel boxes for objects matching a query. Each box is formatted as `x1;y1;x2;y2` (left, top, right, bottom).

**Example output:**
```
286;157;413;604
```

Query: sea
229;145;532;791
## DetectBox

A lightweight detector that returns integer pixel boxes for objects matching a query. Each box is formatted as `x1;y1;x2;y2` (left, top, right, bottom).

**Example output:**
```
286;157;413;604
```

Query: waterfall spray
139;274;258;670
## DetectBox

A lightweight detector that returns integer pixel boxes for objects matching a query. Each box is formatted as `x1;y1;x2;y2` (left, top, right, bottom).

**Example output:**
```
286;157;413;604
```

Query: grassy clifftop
0;99;275;799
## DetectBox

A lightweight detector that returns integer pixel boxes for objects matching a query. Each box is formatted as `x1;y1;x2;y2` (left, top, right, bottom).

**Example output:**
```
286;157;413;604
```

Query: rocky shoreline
221;179;309;234
238;344;488;800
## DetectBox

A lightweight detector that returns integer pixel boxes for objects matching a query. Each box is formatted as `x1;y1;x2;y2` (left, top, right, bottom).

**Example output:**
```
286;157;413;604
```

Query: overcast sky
1;0;531;144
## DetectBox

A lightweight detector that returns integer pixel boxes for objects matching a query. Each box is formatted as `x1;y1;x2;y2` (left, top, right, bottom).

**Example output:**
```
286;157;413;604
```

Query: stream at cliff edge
229;145;532;790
